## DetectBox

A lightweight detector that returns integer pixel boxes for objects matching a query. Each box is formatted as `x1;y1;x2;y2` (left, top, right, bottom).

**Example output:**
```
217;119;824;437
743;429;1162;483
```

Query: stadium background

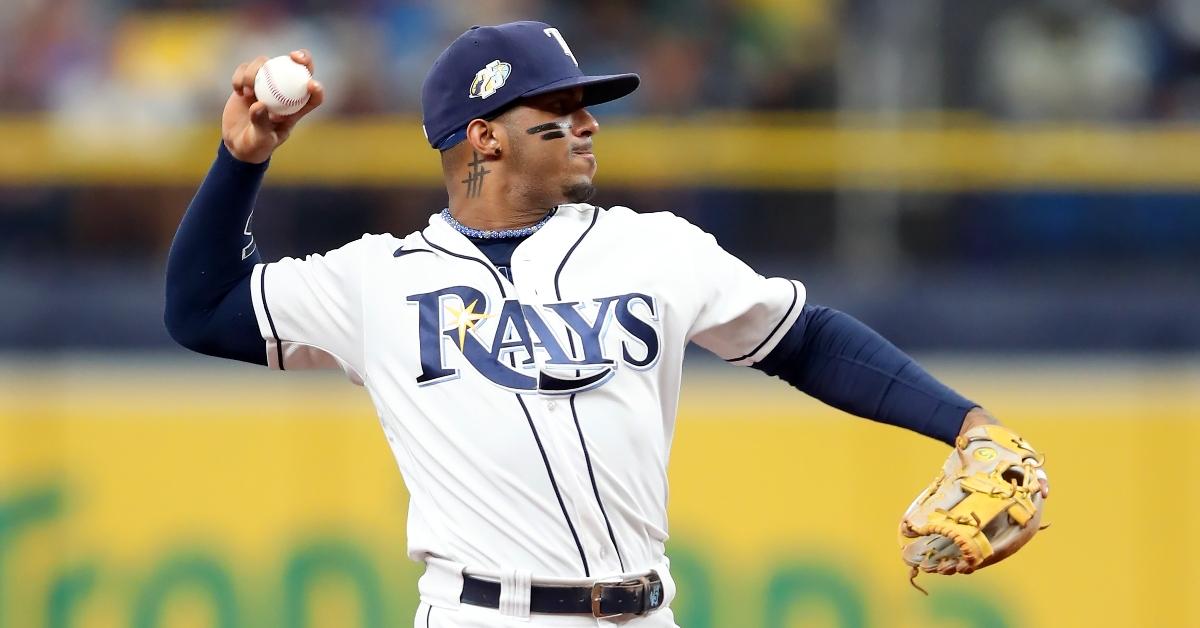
1;0;1198;626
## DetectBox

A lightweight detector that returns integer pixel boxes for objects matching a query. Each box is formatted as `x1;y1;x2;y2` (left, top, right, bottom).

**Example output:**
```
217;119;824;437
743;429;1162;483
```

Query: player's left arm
752;303;980;444
679;219;1048;580
759;304;1049;498
679;217;1017;447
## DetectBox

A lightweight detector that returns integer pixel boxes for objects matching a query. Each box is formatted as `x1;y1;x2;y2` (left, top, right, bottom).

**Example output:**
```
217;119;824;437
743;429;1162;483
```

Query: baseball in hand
254;55;312;115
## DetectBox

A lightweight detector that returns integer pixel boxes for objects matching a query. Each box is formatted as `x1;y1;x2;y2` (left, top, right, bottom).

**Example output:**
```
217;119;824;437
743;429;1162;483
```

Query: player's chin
562;180;596;204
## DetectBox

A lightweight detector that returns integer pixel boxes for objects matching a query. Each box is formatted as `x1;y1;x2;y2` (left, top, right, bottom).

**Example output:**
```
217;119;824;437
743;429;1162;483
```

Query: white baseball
254;55;312;116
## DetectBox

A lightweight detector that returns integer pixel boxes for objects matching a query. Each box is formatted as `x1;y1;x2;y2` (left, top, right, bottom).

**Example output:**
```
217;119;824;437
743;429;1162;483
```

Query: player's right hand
222;50;324;164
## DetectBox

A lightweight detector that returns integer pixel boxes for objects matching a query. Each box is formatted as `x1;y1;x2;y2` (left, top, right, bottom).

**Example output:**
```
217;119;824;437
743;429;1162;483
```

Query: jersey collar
422;204;598;270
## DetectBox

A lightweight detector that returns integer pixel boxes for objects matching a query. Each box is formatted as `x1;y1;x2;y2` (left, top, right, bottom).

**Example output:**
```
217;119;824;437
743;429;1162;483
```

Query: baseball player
165;22;1047;627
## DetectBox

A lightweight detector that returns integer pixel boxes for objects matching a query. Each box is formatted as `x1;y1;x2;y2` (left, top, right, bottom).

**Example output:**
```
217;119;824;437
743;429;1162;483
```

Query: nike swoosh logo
394;247;433;258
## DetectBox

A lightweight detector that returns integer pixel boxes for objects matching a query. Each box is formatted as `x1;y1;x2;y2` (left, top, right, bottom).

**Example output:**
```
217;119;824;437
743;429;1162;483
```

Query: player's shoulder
356;232;409;251
283;233;406;266
586;205;714;245
327;232;405;255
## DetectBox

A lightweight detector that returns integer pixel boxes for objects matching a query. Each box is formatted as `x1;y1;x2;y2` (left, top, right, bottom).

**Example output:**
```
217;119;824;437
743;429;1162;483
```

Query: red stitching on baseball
263;64;306;108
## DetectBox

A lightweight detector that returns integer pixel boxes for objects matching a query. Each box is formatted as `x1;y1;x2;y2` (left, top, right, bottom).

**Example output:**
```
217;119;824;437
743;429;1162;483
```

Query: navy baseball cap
421;21;640;150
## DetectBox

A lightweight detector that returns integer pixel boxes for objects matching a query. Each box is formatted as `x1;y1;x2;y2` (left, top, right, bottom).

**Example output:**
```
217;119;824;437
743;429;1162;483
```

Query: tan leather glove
899;424;1048;593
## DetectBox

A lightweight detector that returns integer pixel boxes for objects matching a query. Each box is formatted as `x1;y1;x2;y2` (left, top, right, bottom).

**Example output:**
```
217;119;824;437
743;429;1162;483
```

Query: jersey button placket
515;250;612;570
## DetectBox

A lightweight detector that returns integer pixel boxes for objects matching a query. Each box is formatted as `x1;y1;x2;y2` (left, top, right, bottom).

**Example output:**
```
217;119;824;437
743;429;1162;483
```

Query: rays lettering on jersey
407;286;659;395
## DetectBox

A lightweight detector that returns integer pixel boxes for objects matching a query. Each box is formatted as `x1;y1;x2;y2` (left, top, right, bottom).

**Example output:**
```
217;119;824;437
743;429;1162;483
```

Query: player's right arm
163;51;323;365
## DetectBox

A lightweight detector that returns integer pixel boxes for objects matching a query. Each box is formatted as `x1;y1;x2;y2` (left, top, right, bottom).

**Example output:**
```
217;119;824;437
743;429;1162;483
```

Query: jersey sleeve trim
250;263;286;370
724;279;807;367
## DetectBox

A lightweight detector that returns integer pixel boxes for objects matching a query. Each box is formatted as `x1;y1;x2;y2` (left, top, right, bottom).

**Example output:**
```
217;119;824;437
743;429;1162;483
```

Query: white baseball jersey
248;204;805;588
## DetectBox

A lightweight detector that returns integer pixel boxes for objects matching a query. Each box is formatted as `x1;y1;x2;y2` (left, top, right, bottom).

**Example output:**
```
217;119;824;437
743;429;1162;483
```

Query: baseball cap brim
523;73;640;108
432;72;640;150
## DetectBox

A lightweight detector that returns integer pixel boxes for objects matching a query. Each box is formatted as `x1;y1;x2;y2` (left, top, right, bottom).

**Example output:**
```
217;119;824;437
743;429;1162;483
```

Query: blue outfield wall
0;185;1196;353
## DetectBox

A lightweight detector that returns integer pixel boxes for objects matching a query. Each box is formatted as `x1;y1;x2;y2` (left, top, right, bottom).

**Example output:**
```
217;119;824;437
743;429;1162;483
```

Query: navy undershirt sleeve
163;142;269;365
752;304;976;444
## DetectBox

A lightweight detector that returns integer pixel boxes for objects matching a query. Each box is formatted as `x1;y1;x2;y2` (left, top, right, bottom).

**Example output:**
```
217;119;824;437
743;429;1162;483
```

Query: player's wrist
958;406;998;436
220;139;272;168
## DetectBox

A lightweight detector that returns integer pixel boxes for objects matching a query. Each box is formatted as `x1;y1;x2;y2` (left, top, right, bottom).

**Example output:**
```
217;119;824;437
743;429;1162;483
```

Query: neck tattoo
441;207;557;239
462;151;491;198
526;121;571;141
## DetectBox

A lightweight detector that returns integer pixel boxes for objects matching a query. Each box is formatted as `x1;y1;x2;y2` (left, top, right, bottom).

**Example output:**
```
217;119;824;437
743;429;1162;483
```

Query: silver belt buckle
590;575;651;618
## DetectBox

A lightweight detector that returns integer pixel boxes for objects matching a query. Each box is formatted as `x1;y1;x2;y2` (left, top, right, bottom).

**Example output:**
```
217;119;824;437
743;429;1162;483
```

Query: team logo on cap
469;60;512;100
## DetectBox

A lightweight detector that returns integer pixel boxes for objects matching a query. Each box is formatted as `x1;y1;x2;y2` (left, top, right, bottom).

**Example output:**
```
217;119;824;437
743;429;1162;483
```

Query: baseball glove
899;423;1047;593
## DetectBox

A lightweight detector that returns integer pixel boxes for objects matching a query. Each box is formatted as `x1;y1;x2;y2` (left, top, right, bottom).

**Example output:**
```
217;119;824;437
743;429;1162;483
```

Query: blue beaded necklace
441;207;556;239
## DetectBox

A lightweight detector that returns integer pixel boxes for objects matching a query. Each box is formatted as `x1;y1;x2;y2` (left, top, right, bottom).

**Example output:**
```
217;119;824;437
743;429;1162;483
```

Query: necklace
440;208;556;239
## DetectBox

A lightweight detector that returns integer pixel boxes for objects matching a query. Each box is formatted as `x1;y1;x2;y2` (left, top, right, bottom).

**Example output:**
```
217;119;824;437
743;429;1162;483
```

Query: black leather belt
459;571;665;618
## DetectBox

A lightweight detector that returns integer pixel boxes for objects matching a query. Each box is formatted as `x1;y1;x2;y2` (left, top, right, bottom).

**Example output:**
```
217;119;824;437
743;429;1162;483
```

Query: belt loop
499;569;532;619
656;559;677;609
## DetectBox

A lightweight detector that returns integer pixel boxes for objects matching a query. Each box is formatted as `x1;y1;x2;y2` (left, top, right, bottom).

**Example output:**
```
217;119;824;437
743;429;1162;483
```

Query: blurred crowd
1;0;1198;354
2;0;1199;120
